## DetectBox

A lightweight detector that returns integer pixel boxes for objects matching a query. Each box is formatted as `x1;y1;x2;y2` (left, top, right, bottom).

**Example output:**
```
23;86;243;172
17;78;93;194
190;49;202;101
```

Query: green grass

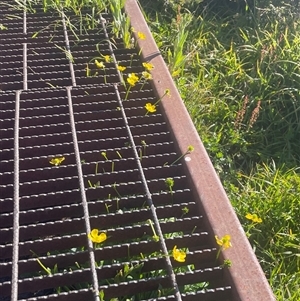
229;163;300;299
140;0;300;299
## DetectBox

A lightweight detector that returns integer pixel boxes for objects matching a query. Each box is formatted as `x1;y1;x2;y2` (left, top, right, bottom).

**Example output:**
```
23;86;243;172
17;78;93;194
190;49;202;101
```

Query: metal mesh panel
0;1;275;301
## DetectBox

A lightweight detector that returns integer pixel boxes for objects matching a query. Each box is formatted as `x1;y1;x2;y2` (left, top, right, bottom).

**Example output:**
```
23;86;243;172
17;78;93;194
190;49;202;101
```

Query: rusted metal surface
0;0;275;300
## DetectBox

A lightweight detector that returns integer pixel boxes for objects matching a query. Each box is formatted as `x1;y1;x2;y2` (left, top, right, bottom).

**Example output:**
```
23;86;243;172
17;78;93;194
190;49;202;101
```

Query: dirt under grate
0;1;275;301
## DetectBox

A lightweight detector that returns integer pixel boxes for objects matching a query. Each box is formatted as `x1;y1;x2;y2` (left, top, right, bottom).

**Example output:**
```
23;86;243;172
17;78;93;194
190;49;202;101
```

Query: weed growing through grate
49;156;65;166
215;234;232;261
165;177;174;203
109;0;131;48
117;64;127;86
112;182;122;199
147;219;160;242
88;179;100;188
138;140;147;160
172;245;186;262
0;23;7;30
88;228;107;245
94;59;108;83
140;71;153;90
144;102;156;114
30;250;92;294
145;88;171;115
124;72;139;100
165;145;194;166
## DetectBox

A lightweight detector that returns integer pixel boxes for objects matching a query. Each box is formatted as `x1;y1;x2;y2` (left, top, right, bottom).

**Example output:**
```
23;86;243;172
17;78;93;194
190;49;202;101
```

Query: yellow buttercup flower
246;213;262;223
95;60;105;69
142;62;154;71
172;245;186;263
138;31;146;40
145;103;156;113
104;55;111;63
117;65;127;72
88;229;107;244
188;145;194;152
127;73;139;87
49;157;65;166
172;70;180;77
215;234;232;250
142;71;152;80
165;89;171;96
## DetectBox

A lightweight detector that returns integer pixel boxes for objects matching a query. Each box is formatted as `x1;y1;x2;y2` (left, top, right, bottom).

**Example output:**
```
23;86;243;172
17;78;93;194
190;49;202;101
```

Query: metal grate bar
66;86;99;301
11;90;21;301
23;2;28;90
99;14;124;85
61;11;76;87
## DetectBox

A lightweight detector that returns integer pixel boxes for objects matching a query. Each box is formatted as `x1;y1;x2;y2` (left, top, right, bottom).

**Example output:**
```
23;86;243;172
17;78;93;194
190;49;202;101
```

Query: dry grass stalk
234;95;249;130
249;100;261;128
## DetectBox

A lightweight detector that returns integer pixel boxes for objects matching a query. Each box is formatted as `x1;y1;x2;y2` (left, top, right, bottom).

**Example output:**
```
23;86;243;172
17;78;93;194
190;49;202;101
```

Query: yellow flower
145;103;156;113
95;60;105;69
49;157;65;166
127;73;139;87
142;62;154;71
188;145;194;152
142;71;152;80
103;55;111;63
165;89;171;96
172;70;180;77
246;213;262;223
152;235;159;242
117;65;126;72
88;229;107;244
172;245;186;263
138;31;146;40
215;234;232;250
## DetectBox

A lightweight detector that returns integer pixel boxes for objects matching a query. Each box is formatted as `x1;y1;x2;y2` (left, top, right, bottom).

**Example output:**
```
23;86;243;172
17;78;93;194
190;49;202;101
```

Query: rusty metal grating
0;1;275;301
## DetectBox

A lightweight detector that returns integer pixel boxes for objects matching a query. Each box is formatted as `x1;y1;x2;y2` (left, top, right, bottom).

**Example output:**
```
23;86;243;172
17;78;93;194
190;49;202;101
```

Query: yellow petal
215;235;223;246
138;31;146;40
95;60;105;68
88;229;107;244
104;55;110;63
215;234;232;250
88;229;99;243
145;103;156;113
172;245;186;263
117;65;126;72
222;235;232;249
142;62;154;71
49;157;65;166
95;233;107;243
245;213;253;220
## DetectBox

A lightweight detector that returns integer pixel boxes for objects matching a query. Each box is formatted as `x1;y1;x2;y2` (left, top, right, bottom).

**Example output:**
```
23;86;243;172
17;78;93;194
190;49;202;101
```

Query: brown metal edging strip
124;1;276;300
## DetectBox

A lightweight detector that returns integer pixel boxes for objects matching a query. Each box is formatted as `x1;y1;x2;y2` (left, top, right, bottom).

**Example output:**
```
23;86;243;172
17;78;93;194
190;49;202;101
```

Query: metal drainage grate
0;1;275;301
